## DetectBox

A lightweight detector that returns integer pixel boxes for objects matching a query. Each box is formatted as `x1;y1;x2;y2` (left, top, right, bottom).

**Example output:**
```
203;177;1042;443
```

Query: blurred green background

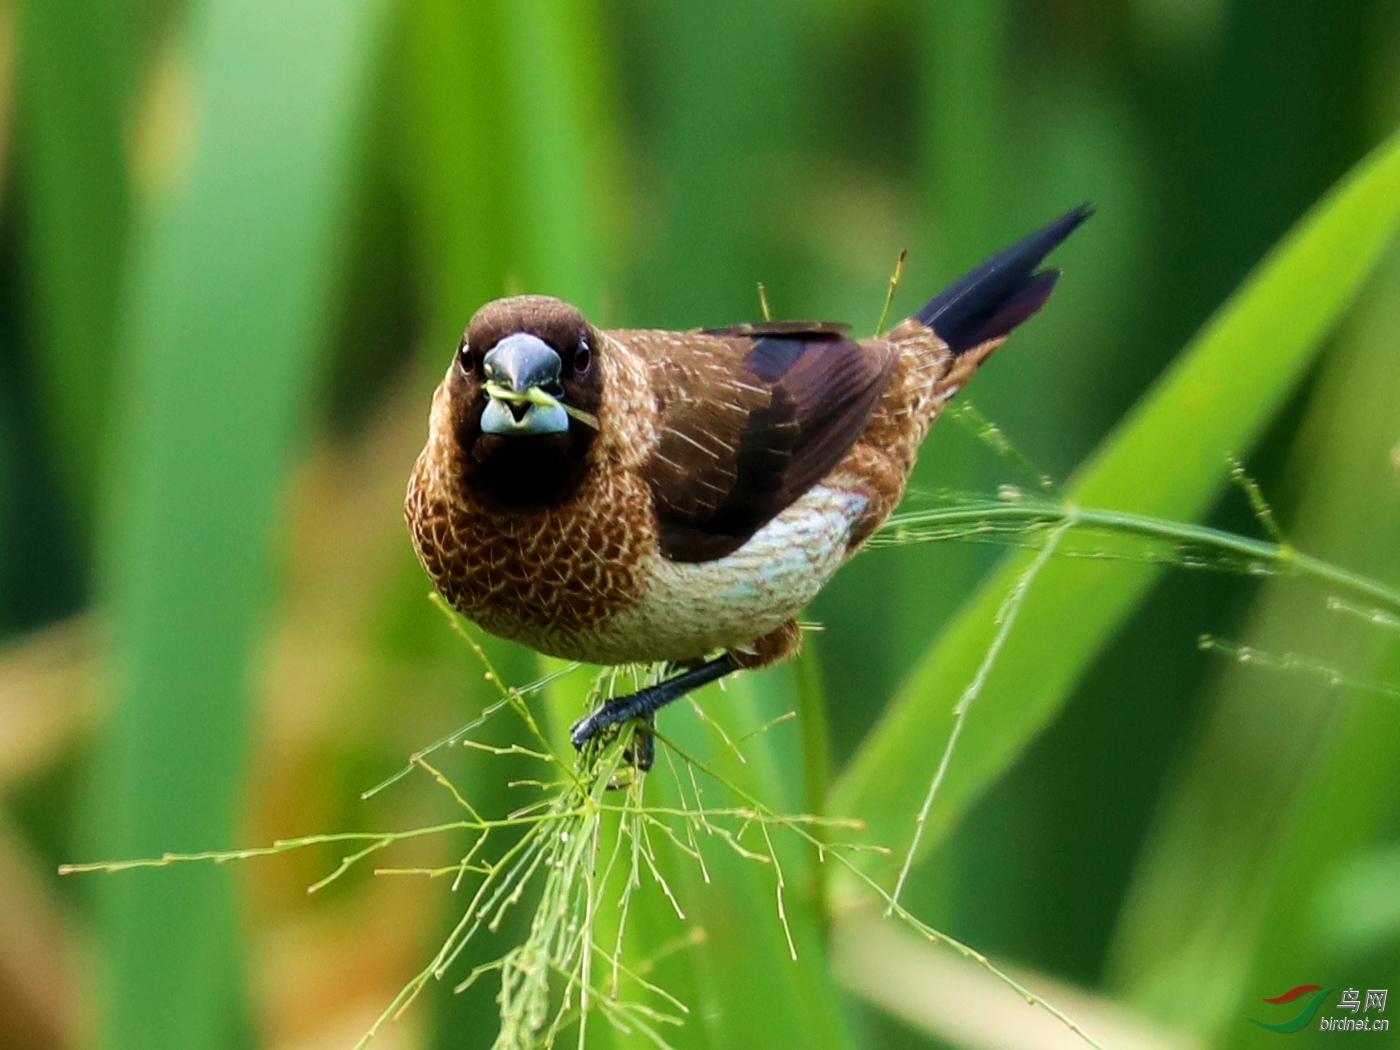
2;1;1399;1049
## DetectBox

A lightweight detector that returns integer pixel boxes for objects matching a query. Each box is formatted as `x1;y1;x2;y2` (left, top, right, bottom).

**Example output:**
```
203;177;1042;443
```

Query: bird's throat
467;431;588;509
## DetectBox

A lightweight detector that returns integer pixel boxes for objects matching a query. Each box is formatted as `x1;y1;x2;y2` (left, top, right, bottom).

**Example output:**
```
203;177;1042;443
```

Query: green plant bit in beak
482;381;599;430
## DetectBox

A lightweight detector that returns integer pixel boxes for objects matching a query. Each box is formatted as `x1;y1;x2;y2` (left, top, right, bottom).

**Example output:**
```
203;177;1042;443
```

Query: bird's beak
480;333;570;436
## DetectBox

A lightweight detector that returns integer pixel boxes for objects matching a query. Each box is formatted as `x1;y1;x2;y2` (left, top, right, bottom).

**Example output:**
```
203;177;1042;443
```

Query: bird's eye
574;339;591;375
458;341;486;378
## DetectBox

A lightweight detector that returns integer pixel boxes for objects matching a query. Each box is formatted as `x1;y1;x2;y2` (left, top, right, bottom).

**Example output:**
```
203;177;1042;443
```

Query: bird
406;204;1091;768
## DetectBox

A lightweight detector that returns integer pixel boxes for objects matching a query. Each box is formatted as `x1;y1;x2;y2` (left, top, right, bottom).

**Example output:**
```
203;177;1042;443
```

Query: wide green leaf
1108;245;1400;1043
831;124;1400;896
88;2;387;1048
16;0;133;519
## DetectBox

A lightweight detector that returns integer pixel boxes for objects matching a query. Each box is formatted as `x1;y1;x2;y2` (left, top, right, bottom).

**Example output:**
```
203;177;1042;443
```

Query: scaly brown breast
406;460;656;659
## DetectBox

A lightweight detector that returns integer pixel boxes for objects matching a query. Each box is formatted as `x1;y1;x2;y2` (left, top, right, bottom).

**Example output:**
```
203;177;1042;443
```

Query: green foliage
16;0;132;520
86;2;388;1048
1108;248;1400;1043
832;126;1400;893
7;3;1400;1050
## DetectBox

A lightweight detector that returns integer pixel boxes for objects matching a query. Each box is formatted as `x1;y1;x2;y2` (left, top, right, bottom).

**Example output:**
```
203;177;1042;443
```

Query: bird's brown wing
624;325;896;563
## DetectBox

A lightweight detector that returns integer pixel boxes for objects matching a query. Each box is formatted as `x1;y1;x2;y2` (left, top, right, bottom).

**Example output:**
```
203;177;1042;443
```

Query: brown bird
406;205;1090;766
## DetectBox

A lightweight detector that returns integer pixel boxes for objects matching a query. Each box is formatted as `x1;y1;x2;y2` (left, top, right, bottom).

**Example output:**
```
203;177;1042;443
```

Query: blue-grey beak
480;332;570;436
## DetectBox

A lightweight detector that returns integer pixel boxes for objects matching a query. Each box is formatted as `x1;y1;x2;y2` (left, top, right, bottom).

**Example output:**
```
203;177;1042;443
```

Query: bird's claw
569;712;599;750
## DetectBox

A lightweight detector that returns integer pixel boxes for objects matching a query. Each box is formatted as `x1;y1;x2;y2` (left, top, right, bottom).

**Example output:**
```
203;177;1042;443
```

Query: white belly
573;485;868;664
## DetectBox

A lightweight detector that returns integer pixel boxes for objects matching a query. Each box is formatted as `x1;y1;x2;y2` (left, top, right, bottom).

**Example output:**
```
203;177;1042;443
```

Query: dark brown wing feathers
639;329;895;563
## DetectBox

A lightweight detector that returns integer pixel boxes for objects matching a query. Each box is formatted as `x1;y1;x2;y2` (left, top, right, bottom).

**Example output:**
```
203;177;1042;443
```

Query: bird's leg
570;653;740;756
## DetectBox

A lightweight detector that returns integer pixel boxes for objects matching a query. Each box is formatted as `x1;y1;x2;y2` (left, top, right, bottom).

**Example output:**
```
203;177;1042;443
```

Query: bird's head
444;295;605;508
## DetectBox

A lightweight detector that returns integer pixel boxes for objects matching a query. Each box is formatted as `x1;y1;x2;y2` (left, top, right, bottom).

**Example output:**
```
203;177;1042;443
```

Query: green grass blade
397;0;515;344
16;0;133;520
496;0;619;317
87;2;387;1048
627;1;803;329
920;0;1008;270
831;125;1400;894
1108;248;1400;1042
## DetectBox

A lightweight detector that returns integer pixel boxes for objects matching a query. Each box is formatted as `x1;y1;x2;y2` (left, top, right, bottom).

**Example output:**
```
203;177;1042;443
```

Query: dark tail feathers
916;203;1093;355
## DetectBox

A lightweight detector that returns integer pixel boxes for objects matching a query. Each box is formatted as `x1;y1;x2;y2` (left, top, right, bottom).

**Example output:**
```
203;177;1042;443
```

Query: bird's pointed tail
840;205;1092;551
913;202;1093;355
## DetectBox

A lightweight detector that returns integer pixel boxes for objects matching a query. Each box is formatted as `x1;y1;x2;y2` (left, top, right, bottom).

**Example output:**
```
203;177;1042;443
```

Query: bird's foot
622;714;656;772
570;653;740;771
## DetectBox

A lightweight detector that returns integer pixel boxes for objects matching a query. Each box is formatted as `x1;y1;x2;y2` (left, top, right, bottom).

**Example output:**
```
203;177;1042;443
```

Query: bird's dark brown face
447;295;604;509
